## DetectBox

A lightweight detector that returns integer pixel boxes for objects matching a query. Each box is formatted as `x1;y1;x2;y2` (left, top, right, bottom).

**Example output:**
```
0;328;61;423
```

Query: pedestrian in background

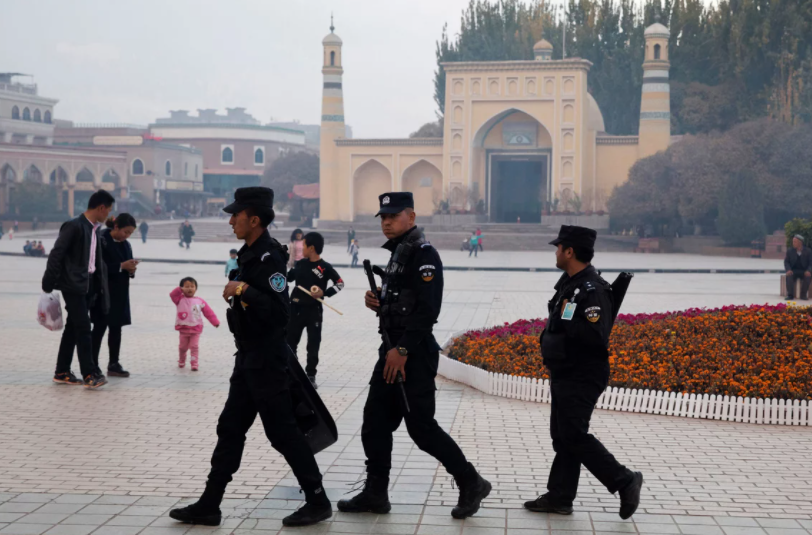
468;231;478;257
784;234;812;300
42;189;115;389
225;249;238;278
527;225;642;518
139;220;149;244
170;277;220;371
476;227;484;252
288;228;305;269
347;226;355;252
181;220;195;249
92;213;138;378
349;239;360;268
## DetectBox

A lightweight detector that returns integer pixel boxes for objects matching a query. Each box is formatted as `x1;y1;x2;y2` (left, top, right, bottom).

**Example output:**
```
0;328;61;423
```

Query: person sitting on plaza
35;241;46;257
23;240;32;256
784;234;812;300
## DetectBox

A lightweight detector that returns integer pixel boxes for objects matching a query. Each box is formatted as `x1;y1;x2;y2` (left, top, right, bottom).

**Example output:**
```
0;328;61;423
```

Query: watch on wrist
397;346;408;357
235;282;245;296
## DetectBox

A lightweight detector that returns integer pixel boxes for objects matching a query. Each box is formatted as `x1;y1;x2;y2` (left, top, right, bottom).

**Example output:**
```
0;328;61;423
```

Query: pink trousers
178;332;201;367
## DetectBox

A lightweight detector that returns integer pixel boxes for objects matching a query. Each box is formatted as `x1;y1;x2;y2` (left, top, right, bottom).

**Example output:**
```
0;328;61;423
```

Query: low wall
438;355;811;426
542;214;610;229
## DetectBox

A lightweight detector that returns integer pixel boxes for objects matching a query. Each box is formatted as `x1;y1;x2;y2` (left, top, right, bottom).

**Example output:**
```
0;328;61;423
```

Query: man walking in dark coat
139;221;149;244
42;190;114;389
784;234;812;300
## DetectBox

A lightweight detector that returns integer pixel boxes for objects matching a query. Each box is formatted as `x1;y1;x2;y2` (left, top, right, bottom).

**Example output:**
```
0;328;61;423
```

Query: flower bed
446;304;812;401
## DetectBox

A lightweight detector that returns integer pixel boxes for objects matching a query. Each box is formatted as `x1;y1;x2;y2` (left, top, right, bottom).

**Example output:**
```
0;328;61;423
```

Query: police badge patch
585;306;601;322
269;272;286;292
419;264;435;282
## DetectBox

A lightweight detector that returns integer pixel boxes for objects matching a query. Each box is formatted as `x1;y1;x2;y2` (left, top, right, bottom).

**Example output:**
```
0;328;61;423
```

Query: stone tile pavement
0;252;810;535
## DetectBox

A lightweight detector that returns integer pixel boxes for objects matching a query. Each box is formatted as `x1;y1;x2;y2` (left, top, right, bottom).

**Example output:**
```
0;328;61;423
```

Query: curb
0;252;784;274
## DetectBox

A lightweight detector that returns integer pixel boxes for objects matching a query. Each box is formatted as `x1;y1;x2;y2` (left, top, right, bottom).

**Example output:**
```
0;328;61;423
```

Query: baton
296;285;344;315
363;259;410;412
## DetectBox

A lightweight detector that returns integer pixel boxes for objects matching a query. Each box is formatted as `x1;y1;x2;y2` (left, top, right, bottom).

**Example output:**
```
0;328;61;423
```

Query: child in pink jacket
170;277;220;370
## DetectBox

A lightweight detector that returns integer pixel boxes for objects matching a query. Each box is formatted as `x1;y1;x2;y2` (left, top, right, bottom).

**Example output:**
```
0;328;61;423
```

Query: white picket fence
438;356;811;426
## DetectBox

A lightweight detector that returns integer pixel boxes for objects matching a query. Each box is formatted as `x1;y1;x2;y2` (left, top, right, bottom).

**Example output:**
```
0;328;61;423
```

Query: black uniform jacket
42;215;109;313
540;265;614;372
228;231;290;368
376;229;443;382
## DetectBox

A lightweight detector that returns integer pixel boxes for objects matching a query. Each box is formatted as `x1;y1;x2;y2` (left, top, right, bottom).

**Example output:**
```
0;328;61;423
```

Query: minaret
638;20;671;158
319;16;345;221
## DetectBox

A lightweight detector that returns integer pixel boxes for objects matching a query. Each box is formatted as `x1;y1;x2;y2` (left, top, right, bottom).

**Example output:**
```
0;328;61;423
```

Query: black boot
451;463;492;519
169;482;224;526
523;493;574;515
107;362;130;378
618;471;643;519
337;474;391;514
282;487;332;527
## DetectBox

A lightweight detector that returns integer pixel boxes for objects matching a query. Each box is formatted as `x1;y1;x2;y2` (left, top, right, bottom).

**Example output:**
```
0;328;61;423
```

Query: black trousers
56;286;96;378
786;270;811;299
361;375;469;479
207;352;323;493
547;364;632;504
91;313;121;373
286;304;322;376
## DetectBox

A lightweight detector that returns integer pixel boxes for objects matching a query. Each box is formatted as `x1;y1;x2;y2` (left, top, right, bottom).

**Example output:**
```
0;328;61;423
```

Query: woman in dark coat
92;213;138;377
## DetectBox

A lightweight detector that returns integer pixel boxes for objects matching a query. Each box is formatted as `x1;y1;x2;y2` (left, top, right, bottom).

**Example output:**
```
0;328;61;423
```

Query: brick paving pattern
0;248;810;535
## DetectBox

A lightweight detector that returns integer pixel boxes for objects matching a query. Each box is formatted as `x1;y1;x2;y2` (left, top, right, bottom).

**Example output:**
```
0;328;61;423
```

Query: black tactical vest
380;228;426;332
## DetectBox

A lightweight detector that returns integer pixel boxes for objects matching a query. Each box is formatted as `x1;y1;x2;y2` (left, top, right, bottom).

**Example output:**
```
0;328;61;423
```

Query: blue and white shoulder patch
269;272;286;292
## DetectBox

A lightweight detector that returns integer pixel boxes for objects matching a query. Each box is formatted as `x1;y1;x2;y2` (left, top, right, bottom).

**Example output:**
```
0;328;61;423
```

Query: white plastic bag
38;291;64;331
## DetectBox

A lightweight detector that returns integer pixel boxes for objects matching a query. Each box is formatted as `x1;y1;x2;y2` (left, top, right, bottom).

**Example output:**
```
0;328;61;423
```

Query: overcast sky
0;0;493;138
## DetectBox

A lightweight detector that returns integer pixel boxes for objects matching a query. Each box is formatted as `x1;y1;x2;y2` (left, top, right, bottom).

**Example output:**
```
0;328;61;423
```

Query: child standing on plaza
170;277;220;371
225;249;238;278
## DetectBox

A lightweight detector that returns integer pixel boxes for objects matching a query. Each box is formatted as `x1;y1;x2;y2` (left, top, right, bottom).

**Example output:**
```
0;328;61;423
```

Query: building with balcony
0;73;57;145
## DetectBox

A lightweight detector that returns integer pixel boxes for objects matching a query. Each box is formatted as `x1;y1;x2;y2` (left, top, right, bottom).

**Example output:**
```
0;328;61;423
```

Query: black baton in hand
364;259;410;413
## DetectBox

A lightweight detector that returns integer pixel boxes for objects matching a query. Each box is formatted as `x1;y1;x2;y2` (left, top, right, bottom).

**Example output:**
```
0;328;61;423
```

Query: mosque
318;22;673;223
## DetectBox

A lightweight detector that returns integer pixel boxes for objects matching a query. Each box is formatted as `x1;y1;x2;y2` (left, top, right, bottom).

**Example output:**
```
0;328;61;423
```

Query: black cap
375;192;414;216
223;187;274;214
549;225;597;250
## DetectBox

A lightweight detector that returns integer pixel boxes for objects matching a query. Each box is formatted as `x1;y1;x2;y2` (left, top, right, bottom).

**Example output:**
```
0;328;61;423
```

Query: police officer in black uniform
524;225;643;519
169;187;331;528
338;192;491;519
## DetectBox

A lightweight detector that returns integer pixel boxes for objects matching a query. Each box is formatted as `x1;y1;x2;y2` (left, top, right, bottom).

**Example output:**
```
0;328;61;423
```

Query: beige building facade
319;23;674;223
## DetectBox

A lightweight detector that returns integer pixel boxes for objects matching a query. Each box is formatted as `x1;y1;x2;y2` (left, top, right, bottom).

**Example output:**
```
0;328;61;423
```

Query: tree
716;170;766;245
261;152;319;206
410;117;444;138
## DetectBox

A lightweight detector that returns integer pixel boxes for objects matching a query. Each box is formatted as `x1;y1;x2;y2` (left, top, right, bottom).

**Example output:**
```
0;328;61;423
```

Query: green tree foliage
716;170;766;246
434;0;812;133
261;151;319;205
608;119;812;236
11;182;58;218
410;117;444;138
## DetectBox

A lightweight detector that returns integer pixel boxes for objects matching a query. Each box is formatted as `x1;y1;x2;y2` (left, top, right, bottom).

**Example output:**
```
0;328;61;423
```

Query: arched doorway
50;166;70;213
23;165;43;183
401;160;443;217
472;109;552;223
0;164;17;214
75;167;95;214
353;159;391;219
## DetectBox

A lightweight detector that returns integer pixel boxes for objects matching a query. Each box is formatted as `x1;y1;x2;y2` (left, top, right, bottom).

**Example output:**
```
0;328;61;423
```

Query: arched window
222;146;233;163
44;110;52;123
11;106;19;120
654;44;661;59
254;147;264;164
22;108;31;121
165;160;172;176
330;51;335;66
33;109;41;122
132;159;144;175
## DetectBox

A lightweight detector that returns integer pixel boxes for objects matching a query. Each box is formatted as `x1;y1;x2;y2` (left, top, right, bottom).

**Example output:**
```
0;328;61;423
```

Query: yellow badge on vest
585;306;601;323
419;264;435;282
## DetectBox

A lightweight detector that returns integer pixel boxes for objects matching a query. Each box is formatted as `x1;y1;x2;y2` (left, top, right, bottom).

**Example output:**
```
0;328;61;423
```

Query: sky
0;0;483;138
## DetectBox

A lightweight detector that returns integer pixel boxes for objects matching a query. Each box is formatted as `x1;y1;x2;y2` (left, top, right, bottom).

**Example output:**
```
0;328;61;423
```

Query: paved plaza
0;243;811;535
